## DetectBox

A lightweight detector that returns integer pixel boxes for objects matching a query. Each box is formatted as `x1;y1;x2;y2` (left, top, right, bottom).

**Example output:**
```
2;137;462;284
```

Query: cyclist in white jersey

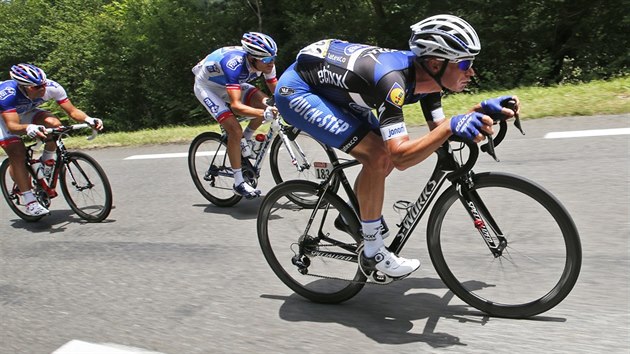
0;63;103;217
192;32;279;199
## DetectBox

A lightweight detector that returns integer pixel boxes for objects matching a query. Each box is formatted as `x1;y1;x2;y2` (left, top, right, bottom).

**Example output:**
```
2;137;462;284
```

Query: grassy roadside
9;76;630;151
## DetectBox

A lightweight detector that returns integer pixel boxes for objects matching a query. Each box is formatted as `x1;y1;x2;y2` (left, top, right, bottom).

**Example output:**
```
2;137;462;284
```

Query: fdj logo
203;98;219;114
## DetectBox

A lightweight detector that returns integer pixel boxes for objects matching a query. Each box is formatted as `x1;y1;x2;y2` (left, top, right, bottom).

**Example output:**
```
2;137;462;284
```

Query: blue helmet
10;63;47;86
241;32;278;59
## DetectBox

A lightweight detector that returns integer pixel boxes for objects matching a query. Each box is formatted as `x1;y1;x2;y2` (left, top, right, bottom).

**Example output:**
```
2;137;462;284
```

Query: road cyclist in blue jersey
274;14;520;278
0;63;104;217
192;32;280;199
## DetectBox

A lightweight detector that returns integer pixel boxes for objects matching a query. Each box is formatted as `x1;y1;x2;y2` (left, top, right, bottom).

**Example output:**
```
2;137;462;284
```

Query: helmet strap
418;58;449;91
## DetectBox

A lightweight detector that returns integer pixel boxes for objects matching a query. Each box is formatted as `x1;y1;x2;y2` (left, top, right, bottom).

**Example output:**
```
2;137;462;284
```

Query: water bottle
252;134;266;155
240;137;253;158
31;160;45;181
43;159;55;179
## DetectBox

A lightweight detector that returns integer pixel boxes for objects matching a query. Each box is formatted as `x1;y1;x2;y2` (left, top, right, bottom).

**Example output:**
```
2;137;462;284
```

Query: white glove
26;124;46;138
85;117;103;130
263;106;276;124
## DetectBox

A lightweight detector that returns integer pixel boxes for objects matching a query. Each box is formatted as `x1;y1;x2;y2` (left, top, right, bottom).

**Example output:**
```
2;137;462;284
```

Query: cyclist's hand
450;112;493;143
263;106;277;124
85;117;104;131
26;124;46;139
479;95;520;120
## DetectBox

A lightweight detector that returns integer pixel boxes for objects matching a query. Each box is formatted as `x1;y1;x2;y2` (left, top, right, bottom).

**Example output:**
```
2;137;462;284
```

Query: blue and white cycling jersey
0;79;68;115
0;79;70;145
192;46;277;91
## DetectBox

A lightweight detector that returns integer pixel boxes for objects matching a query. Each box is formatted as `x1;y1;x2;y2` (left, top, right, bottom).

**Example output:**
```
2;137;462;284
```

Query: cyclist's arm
226;88;265;118
58;99;103;130
385;124;452;171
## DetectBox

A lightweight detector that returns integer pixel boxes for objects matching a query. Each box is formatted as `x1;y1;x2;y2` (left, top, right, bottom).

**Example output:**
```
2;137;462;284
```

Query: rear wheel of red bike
0;158;45;222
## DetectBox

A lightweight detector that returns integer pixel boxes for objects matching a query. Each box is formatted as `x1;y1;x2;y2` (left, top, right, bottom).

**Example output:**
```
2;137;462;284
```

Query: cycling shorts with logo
274;63;376;153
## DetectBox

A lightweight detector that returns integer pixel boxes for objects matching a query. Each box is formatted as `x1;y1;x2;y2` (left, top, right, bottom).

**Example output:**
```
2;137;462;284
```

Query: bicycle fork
457;181;508;257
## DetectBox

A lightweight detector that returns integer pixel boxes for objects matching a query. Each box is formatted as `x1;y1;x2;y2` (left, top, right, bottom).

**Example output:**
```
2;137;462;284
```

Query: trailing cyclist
273;15;520;278
0;63;104;217
192;32;279;199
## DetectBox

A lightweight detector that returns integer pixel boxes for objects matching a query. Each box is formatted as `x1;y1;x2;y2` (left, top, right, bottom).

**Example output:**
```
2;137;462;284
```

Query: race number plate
313;161;332;180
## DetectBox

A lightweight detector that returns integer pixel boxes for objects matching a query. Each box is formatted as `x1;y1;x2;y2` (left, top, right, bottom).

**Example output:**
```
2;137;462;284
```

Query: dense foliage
1;0;627;131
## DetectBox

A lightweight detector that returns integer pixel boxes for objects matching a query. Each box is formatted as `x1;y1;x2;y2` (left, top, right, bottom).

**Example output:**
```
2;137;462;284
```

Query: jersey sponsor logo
380;122;408;141
278;86;295;96
385;82;405;107
343;44;369;55
207;64;220;73
203;97;220;114
288;96;349;135
226;57;242;71
326;53;347;64
317;65;349;89
340;135;359;152
0;87;16;101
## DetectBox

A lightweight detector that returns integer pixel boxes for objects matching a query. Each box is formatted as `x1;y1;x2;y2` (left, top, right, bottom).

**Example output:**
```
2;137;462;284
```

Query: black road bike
1;124;113;222
256;108;582;318
188;113;339;207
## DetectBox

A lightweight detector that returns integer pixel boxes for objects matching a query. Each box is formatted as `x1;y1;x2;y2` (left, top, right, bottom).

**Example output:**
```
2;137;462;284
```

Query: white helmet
241;32;278;59
409;14;481;60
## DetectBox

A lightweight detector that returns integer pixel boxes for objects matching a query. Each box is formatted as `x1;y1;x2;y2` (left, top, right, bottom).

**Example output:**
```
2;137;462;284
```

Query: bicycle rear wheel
257;180;366;303
0;158;44;222
188;132;241;207
59;152;113;222
269;131;339;207
427;172;581;318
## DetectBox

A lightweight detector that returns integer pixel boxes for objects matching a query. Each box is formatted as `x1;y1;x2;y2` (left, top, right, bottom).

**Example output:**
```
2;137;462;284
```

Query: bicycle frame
206;116;313;181
313;136;511;262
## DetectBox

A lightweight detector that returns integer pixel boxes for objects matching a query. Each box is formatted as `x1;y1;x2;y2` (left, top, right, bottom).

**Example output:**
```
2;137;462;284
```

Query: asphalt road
1;114;629;354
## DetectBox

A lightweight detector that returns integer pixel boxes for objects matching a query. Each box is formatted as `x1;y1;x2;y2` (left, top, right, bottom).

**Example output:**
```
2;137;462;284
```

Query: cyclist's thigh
193;84;234;123
31;110;61;127
275;69;371;153
0;119;21;147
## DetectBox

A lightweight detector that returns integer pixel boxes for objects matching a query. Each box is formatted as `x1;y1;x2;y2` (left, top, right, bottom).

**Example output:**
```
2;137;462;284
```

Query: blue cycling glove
480;95;513;114
450;112;485;141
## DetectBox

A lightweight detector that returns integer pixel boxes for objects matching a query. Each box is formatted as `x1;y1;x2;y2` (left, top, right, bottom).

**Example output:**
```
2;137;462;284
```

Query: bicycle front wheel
0;158;44;222
258;180;366;303
269;131;339;207
188;132;241;207
427;172;581;318
59;152;112;222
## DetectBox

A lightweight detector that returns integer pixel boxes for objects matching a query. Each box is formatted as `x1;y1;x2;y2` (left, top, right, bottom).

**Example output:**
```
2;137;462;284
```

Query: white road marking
544;127;630;139
124;151;223;160
52;340;166;353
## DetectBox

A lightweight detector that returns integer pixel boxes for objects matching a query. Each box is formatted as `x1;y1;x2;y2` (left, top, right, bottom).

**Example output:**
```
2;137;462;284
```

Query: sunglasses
33;84;46;90
453;59;474;71
258;56;276;64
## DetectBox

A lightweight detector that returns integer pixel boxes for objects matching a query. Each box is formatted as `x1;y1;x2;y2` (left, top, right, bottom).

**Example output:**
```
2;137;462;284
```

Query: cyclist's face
252;57;275;74
25;84;46;99
442;62;475;92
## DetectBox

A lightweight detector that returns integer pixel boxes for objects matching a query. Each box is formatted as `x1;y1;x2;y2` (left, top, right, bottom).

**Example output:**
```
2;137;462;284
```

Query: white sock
243;127;254;141
361;218;384;257
42;150;56;161
20;190;36;204
234;168;244;186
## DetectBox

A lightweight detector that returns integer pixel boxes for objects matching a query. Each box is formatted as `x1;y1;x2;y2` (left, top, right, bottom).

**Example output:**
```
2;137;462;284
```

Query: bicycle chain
300;242;390;286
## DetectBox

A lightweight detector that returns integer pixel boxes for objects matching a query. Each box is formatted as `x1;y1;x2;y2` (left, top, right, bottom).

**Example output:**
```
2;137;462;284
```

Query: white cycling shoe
361;246;420;278
25;201;50;216
233;182;261;199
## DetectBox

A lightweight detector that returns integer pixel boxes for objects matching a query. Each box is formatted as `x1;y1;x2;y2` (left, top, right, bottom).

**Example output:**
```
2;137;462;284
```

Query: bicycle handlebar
446;99;524;181
43;123;99;140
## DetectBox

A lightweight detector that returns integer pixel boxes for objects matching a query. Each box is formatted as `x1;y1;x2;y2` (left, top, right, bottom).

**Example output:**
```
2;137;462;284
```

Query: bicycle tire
427;172;581;318
0;158;44;222
59;151;113;222
188;132;241;207
268;132;340;207
257;180;366;303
